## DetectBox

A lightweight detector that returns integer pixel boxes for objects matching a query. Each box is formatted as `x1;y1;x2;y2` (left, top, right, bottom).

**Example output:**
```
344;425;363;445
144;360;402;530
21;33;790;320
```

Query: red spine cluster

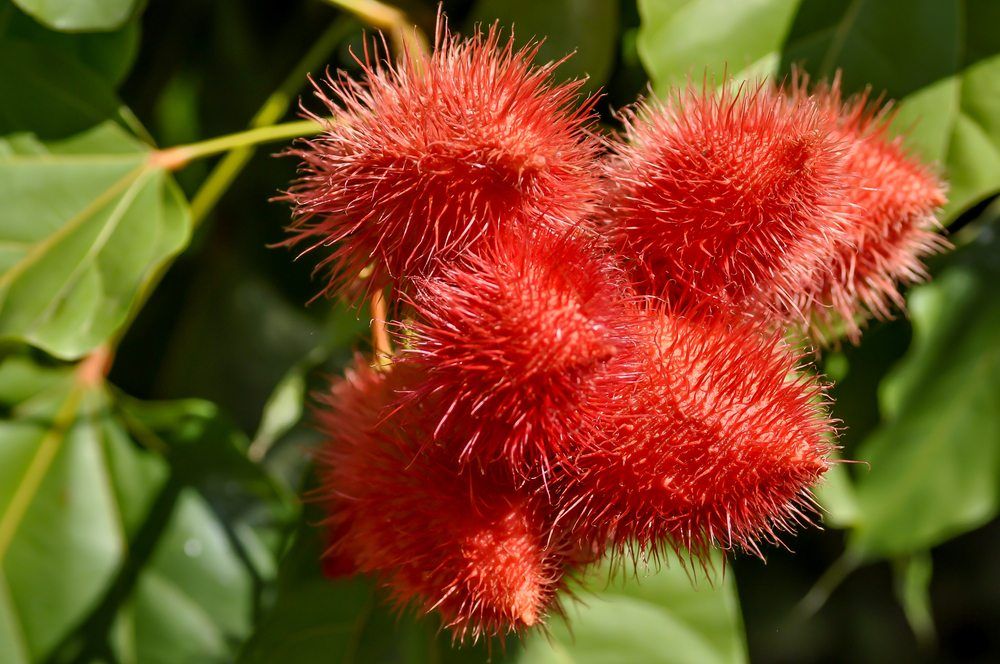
603;83;854;318
283;19;600;297
287;16;947;644
316;359;570;641
398;230;636;476
788;75;948;340
557;310;833;560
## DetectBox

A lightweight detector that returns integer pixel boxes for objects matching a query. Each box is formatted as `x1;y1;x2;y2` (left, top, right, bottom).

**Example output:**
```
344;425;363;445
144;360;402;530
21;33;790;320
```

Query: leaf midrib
0;573;29;664
0;381;84;560
0;161;147;302
28;166;156;333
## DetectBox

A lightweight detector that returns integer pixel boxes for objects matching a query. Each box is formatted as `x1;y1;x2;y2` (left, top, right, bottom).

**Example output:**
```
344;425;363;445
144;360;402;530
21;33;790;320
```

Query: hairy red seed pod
283;21;601;299
788;75;948;341
603;81;854;318
398;230;638;477
556;310;834;560
315;358;569;642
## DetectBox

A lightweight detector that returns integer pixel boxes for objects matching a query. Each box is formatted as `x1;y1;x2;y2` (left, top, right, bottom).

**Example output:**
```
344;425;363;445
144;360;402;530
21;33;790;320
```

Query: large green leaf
637;0;802;93
467;0;620;94
848;223;1000;558
236;523;379;664
0;41;190;360
102;398;289;664
779;0;960;100
0;353;285;663
108;490;257;664
0;356;122;663
0;0;140;86
10;0;137;31
813;321;914;528
518;553;746;664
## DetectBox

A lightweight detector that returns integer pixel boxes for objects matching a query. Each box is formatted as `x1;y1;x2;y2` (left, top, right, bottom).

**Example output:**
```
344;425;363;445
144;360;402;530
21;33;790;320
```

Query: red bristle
603;80;854;319
398;230;639;477
283;21;601;300
556;309;835;560
788;74;949;341
314;358;570;643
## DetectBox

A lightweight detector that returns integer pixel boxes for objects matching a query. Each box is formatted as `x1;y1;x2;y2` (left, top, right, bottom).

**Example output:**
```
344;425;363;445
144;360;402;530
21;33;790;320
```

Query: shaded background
1;0;998;662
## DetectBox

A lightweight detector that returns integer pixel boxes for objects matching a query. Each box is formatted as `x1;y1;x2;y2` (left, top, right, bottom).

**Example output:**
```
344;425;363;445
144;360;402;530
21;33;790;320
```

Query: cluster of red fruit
283;22;946;643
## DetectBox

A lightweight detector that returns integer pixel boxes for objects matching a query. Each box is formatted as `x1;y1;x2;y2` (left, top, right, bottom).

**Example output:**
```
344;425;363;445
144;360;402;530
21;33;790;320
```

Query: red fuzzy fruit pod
315;358;570;643
788;74;948;342
283;19;601;300
556;309;835;560
397;229;639;478
603;81;855;319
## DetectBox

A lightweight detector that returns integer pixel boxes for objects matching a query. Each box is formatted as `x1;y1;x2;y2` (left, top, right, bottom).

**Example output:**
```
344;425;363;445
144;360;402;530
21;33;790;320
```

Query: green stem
189;16;355;224
794;550;862;619
321;0;428;56
323;0;406;31
154;119;325;172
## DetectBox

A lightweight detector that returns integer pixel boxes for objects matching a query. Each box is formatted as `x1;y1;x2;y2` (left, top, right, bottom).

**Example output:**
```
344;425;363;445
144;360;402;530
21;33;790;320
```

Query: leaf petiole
150;118;327;172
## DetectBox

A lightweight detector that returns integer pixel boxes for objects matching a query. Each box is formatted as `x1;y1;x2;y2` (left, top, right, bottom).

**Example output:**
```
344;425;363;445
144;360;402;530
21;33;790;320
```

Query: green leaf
466;0;620;94
111;490;257;664
250;365;311;462
779;0;1000;220
518;553;747;664
237;519;459;664
0;0;140;85
637;0;802;94
242;509;746;664
240;502;505;664
779;0;960;101
247;307;370;470
0;357;119;663
10;0;137;31
236;525;372;664
848;223;1000;558
0;41;191;360
0;353;285;663
813;322;914;529
897;52;1000;221
103;398;289;664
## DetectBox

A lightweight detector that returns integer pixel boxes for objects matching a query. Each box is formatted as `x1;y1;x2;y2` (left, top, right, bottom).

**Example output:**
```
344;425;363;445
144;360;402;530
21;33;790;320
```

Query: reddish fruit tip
787;73;949;341
314;358;569;642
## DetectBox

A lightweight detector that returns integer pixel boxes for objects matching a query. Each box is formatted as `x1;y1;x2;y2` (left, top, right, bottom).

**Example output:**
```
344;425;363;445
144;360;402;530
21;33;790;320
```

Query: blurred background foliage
0;0;998;662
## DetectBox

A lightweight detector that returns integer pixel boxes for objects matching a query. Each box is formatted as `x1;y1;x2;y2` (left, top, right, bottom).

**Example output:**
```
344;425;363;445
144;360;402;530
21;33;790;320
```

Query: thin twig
322;0;429;56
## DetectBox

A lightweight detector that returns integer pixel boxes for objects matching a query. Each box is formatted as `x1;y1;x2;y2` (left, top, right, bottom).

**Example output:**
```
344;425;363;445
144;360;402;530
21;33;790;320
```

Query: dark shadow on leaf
778;0;1000;100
